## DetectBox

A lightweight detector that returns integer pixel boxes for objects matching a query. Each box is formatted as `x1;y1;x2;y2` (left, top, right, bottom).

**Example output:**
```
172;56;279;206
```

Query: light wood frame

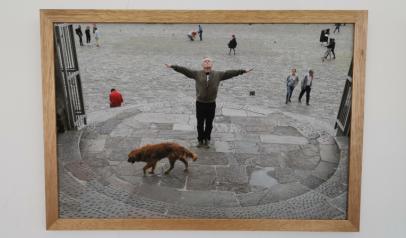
40;10;367;231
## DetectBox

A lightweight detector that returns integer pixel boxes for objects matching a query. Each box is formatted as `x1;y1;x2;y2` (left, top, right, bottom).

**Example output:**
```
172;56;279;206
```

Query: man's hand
245;68;254;73
165;64;172;68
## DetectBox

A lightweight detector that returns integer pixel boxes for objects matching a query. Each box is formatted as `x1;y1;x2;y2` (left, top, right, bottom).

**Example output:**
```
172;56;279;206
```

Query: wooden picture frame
40;10;367;231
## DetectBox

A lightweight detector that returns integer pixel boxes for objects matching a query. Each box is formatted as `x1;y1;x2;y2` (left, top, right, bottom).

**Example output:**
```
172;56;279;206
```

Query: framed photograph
40;10;367;231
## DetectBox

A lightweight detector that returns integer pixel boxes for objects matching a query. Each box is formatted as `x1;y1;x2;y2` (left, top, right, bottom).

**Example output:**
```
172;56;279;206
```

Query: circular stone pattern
58;106;345;219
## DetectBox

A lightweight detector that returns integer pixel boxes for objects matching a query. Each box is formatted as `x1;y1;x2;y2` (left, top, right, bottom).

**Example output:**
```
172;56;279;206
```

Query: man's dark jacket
171;65;246;103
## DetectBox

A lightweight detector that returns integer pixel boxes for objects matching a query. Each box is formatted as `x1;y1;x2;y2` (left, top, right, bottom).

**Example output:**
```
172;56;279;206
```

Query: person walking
285;68;299;104
298;70;315;106
94;28;100;47
322;38;336;62
165;57;253;148
198;24;203;41
75;25;84;46
334;23;341;33
228;35;237;55
320;28;329;46
109;89;124;108
85;26;91;44
319;29;325;45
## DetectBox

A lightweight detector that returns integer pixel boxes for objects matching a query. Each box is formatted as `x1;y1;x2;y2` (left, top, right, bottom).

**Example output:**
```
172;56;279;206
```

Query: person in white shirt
94;28;100;47
298;70;314;105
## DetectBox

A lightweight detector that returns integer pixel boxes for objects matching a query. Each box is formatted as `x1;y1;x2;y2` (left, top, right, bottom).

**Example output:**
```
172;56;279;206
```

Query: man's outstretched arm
165;64;197;79
221;68;254;81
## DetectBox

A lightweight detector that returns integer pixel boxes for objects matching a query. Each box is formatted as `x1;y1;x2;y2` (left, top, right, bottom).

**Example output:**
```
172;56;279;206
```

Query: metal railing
335;58;353;136
335;76;352;136
54;24;86;131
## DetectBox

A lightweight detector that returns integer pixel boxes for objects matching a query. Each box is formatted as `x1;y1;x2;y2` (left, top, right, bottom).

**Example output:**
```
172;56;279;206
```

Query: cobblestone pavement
58;24;353;219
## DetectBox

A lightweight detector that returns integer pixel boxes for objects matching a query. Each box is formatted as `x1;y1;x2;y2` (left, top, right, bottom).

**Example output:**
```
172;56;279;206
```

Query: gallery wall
0;0;405;237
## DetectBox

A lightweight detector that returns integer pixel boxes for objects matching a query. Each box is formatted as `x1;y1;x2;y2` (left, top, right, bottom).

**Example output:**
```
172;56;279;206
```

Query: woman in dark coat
85;26;91;44
322;38;336;61
75;25;84;46
319;29;329;45
228;35;237;55
319;29;325;45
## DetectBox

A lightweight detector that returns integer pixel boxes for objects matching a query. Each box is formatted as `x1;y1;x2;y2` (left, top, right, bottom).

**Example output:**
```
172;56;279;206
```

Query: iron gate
54;24;86;131
335;59;353;136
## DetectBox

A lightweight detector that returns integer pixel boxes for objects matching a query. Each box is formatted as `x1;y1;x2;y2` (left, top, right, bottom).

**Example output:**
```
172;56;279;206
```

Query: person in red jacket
109;88;123;108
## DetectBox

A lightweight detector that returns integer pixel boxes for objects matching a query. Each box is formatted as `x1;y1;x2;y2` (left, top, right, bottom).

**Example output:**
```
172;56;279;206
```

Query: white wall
0;0;405;237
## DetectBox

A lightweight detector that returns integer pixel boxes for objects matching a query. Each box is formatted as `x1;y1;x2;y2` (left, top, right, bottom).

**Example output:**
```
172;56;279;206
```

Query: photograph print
55;22;353;220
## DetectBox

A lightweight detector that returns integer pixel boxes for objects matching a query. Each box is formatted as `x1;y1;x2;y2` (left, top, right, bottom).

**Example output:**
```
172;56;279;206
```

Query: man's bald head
202;57;213;72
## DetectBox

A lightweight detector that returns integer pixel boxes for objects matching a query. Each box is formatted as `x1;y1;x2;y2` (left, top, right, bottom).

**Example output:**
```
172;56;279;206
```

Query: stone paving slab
320;144;340;163
267;167;301;184
136;183;183;204
213;141;233;153
260;143;301;154
109;124;134;137
158;167;189;189
286;151;320;170
134;113;190;124
266;183;311;204
300;174;326;189
57;131;83;162
193;151;229;165
233;153;261;166
222;108;250;117
255;152;284;167
260;135;309;145
247;166;279;188
311;161;339;181
173;123;194;131
233;141;261;154
186;165;218;191
215;165;250;193
176;190;240;208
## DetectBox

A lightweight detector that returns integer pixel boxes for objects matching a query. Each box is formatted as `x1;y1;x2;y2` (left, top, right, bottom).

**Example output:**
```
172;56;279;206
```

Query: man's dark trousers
196;101;216;142
299;86;312;104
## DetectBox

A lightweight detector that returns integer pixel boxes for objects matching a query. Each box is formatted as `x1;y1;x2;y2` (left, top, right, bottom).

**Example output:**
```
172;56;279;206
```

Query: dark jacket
228;38;237;49
320;29;329;43
320;30;325;42
75;27;83;37
301;75;313;90
327;41;336;50
171;65;246;103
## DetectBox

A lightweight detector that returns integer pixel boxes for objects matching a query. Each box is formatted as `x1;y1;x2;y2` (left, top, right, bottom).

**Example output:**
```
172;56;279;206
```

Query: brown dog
128;142;198;175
